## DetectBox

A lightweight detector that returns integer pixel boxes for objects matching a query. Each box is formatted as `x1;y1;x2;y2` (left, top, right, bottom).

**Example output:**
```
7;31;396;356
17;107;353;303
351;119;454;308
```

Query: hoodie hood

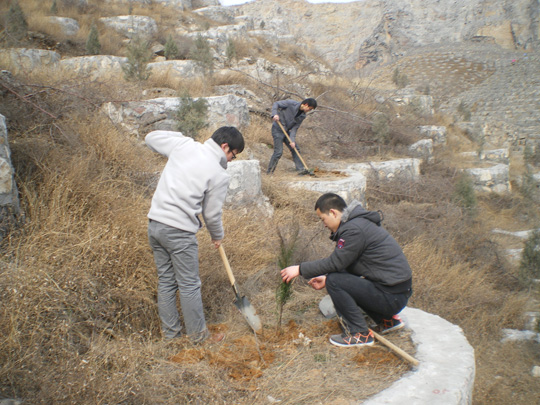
204;138;228;169
341;200;382;226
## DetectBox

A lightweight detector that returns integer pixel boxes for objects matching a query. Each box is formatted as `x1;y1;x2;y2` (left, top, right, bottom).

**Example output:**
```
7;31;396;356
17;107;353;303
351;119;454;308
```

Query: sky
219;0;360;6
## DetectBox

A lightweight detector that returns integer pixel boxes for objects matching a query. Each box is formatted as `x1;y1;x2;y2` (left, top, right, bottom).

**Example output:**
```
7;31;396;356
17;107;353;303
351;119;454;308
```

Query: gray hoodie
299;201;412;292
146;130;229;240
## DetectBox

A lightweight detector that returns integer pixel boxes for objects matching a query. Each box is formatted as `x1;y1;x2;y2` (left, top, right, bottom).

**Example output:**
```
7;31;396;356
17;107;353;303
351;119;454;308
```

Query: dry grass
1;2;539;403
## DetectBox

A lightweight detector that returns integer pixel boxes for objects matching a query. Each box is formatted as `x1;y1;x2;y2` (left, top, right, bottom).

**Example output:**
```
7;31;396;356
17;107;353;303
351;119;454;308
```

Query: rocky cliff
233;0;539;72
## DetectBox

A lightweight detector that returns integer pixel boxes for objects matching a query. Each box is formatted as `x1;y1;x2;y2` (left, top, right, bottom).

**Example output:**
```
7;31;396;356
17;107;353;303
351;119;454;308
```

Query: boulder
0;114;20;238
102;94;250;137
225;160;273;216
464;164;510;193
193;6;236;24
59;55;127;81
346;158;422;182
291;171;367;206
418;125;447;145
147;60;200;81
409;139;434;162
393;92;434;117
99;15;158;39
0;48;60;75
47;17;80;36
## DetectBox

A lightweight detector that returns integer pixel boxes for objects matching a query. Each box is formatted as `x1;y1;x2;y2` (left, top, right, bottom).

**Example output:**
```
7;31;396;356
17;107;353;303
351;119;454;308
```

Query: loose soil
167;308;415;403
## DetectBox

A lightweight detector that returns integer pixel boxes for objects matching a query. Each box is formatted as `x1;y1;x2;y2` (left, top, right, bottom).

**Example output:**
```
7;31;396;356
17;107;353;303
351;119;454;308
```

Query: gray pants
267;124;304;173
148;220;207;341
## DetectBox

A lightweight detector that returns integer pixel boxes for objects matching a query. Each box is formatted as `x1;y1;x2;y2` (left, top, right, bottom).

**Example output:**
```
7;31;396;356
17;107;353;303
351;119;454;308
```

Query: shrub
189;34;214;76
392;67;409;88
175;92;208;138
225;39;237;67
452;173;478;214
50;0;58;14
371;112;390;144
457;100;472;121
5;0;28;43
164;35;179;60
519;229;540;286
86;24;101;55
122;36;152;82
524;142;540;167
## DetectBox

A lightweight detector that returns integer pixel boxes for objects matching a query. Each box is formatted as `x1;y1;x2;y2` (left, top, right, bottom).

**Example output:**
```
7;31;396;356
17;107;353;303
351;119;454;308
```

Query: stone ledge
364;307;475;405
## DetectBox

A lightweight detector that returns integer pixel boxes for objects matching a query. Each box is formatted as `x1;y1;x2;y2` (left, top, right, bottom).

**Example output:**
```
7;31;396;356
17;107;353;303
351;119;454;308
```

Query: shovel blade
234;295;262;332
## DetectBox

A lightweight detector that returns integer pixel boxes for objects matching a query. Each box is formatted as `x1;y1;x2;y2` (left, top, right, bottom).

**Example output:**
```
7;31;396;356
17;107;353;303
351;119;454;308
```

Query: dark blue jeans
326;272;411;335
267;124;304;173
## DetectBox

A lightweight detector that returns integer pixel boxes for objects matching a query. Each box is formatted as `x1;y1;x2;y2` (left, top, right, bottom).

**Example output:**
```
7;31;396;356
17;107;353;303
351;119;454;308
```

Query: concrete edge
363;307;475;404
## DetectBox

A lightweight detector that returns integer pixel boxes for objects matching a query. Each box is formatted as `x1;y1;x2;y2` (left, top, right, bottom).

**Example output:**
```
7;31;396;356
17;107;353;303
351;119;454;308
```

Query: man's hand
212;239;222;249
308;275;326;290
273;114;280;122
290;142;296;149
280;265;300;283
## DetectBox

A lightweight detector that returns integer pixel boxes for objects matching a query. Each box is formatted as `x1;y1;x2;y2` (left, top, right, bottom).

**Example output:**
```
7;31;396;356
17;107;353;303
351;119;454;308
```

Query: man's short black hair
315;193;347;214
211;126;245;153
301;98;317;109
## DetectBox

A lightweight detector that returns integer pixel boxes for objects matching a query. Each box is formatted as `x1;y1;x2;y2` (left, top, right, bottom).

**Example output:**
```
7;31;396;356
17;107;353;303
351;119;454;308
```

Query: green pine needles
122;36;152;82
519;229;540;287
175;92;208;138
275;225;300;330
6;1;28;44
86;24;101;55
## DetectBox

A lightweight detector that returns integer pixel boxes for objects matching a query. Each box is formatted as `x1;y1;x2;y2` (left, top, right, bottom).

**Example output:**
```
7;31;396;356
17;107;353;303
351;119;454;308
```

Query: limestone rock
47;17;80;36
418;125;447;146
0;114;20;239
0;49;60;75
99;15;158;39
102;94;250;137
59;56;127;81
465;163;510;193
409;139;434;163
291;171;367;206
193;6;236;24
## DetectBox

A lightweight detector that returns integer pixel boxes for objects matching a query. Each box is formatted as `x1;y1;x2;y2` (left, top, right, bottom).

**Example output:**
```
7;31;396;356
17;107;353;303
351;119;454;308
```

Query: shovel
218;245;262;333
276;120;315;176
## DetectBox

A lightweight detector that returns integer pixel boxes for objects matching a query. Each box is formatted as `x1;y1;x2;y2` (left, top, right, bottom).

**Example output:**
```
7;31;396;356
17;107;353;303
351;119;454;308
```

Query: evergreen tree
50;0;58;14
6;1;28;43
189;34;214;76
86;24;101;55
122;36;152;82
164;35;179;60
175;92;208;138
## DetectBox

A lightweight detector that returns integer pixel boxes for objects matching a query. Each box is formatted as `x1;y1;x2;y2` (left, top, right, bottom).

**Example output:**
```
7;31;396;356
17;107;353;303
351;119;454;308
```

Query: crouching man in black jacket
280;193;412;347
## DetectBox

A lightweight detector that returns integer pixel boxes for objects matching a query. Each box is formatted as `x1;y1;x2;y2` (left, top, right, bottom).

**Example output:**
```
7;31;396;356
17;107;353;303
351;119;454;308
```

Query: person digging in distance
145;127;244;344
280;193;413;347
267;98;317;175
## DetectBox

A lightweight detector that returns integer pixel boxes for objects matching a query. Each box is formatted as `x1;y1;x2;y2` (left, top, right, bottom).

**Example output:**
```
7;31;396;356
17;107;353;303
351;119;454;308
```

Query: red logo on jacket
337;238;345;249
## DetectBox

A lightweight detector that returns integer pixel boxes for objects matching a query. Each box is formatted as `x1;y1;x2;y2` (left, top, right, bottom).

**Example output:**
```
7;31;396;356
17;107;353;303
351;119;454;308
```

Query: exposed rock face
465;163;510;193
47;17;80;36
0;49;60;75
99;15;158;39
58;56;127;81
235;0;539;72
102;94;250;137
0;114;20;239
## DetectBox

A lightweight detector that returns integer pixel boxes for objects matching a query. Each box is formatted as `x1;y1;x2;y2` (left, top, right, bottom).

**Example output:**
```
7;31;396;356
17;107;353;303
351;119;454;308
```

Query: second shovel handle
218;245;236;286
276;120;310;170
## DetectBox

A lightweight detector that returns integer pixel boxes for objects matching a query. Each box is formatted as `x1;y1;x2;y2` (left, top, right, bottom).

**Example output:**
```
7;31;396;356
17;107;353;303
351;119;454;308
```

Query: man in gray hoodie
267;98;317;174
146;127;244;343
281;193;412;347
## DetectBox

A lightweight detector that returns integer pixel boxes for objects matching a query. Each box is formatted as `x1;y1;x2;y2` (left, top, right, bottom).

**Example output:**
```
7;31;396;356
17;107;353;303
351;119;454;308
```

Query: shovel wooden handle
276;120;310;171
218;245;237;290
370;329;419;367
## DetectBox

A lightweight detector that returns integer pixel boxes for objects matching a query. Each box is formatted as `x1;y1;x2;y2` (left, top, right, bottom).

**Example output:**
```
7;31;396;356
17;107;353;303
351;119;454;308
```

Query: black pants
267;124;304;173
326;272;411;335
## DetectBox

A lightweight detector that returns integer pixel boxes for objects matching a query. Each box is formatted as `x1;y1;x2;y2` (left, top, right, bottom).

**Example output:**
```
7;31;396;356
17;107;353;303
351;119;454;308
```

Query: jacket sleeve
201;174;229;241
145;130;192;157
287;115;305;143
300;227;367;279
271;99;295;117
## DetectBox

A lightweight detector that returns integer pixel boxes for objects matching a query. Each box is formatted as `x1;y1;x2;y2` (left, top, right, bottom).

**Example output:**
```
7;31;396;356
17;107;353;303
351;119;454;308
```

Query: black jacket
299;201;412;293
